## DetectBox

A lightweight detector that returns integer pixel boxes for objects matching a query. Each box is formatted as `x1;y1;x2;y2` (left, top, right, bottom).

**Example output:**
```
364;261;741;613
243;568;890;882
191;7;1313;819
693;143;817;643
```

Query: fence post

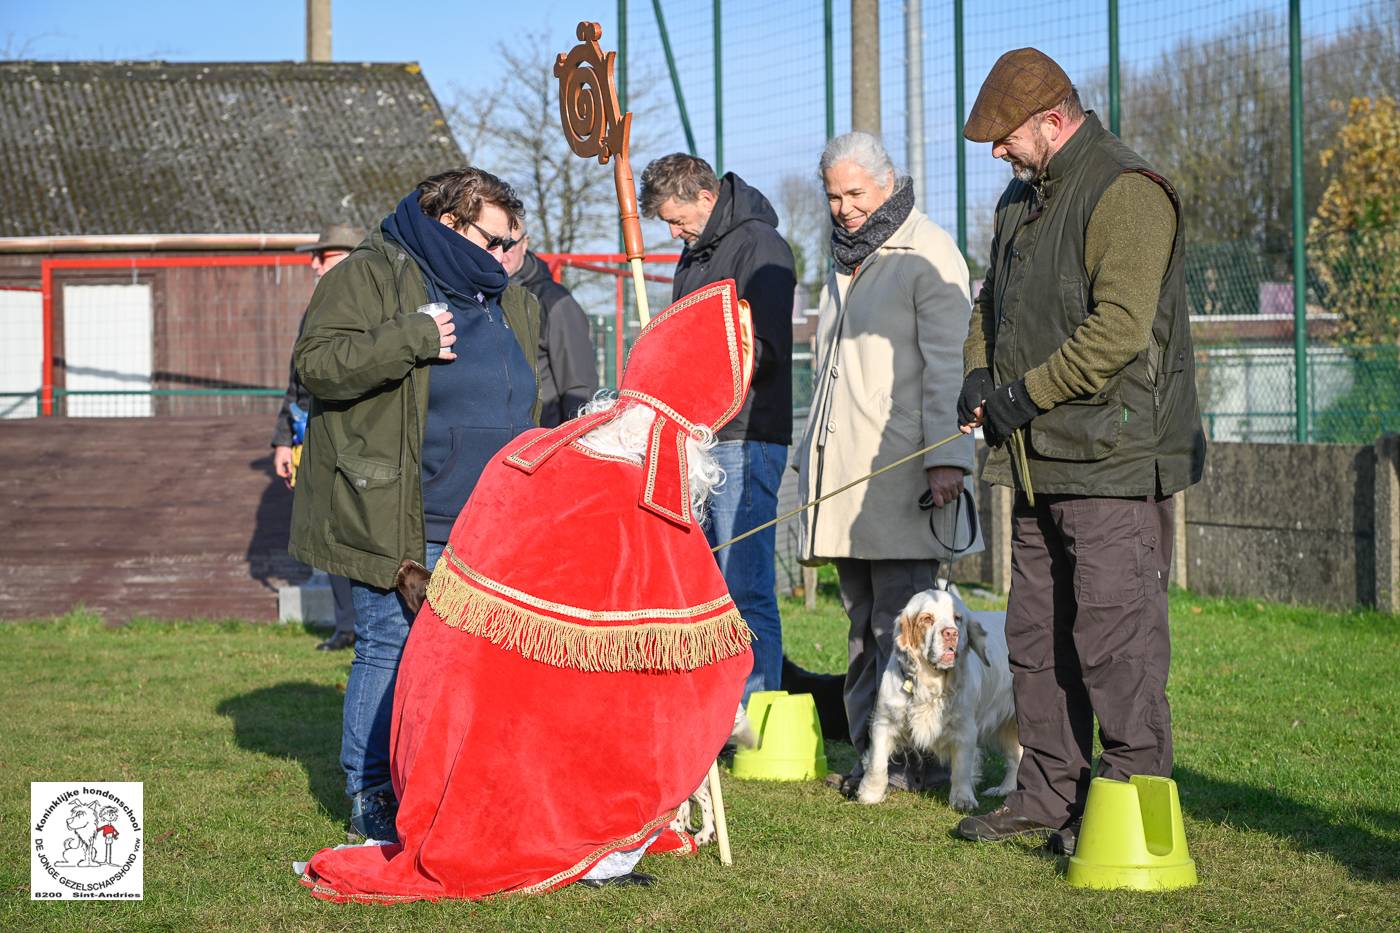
1172;489;1188;591
991;485;1013;594
1375;434;1399;613
851;0;880;134
953;0;966;256
824;0;835;140
1107;0;1120;136
1289;0;1308;442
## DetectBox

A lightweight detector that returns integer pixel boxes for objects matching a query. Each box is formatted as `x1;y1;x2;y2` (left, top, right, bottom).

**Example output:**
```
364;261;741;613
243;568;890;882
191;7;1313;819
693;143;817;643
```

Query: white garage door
63;283;154;417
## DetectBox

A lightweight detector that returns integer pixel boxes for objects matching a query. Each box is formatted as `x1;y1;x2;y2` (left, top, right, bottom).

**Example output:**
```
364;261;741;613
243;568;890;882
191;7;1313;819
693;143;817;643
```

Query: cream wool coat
796;208;982;562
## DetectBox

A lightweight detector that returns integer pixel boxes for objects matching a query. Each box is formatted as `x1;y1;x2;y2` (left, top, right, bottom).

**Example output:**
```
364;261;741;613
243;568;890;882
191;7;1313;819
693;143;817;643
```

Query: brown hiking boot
955;805;1057;843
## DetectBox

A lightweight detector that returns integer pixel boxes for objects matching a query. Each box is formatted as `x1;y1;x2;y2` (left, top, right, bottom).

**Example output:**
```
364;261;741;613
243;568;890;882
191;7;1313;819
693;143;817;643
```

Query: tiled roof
0;60;465;236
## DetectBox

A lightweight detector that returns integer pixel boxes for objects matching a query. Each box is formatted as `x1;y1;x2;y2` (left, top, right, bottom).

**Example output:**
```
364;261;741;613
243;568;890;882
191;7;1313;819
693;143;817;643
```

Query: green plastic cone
1066;775;1198;891
731;690;828;781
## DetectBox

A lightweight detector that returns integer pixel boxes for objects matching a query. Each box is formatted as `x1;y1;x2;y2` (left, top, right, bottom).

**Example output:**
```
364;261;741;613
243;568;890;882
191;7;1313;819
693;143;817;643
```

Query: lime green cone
730;690;828;781
1066;775;1198;891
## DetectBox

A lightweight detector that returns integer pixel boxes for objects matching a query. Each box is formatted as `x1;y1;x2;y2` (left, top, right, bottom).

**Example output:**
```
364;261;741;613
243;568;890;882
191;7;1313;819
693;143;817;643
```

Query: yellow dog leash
710;428;1035;554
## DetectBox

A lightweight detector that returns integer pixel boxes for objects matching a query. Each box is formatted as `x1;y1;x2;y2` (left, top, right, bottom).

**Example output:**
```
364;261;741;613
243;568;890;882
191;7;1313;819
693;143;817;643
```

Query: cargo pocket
1027;379;1123;462
330;453;401;558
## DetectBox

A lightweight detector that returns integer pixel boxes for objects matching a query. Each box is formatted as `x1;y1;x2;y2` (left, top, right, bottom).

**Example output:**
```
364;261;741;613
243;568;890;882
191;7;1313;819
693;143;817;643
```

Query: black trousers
834;558;943;787
1003;492;1174;828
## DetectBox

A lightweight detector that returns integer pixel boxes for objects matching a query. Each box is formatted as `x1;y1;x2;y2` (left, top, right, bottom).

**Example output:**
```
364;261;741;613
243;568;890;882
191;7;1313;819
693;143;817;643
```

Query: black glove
982;378;1042;448
957;368;994;427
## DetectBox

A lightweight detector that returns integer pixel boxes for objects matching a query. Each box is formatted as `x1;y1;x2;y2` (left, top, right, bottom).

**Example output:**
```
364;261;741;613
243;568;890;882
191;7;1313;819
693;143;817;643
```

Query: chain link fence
3;2;1396;443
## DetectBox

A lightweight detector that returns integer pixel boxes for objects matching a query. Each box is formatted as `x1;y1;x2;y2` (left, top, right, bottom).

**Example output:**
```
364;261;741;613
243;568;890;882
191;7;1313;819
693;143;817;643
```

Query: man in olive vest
954;49;1206;855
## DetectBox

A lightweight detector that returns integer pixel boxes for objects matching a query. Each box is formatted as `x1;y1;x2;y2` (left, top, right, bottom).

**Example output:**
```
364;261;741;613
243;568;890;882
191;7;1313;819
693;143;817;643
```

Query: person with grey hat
271;223;364;651
953;48;1205;854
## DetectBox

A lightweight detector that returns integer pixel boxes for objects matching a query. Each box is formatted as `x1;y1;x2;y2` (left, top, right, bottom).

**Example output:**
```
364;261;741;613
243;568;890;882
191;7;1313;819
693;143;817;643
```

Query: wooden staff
555;20;730;865
555;22;651;326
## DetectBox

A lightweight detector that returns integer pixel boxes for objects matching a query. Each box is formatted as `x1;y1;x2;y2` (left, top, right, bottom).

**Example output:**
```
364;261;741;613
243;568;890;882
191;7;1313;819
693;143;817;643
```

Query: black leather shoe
577;871;656;889
1046;821;1079;856
316;631;355;652
955;805;1057;843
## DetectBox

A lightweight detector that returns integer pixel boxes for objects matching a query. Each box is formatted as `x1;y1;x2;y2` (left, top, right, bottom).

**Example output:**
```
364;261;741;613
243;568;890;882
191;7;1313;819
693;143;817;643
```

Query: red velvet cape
300;432;752;903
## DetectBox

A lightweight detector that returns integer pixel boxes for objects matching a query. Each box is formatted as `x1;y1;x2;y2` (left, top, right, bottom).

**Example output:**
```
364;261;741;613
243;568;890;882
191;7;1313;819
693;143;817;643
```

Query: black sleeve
735;226;797;373
544;293;600;423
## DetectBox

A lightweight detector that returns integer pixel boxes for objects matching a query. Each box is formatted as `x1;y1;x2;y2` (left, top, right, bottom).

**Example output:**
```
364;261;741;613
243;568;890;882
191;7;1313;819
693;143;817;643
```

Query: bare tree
447;32;670;259
1114;4;1400;275
776;173;831;307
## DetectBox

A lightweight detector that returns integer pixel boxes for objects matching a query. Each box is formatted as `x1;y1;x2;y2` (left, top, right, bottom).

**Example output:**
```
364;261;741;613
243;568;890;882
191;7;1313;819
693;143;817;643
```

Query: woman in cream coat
796;132;981;795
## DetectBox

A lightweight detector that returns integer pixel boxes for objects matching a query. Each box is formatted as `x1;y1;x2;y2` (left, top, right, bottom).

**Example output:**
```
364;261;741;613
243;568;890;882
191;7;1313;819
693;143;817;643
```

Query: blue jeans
704;440;786;703
343;542;444;799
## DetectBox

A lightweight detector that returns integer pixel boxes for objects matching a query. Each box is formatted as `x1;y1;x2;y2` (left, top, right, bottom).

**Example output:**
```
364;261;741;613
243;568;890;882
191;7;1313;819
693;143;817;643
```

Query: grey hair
818;131;897;188
573;392;725;522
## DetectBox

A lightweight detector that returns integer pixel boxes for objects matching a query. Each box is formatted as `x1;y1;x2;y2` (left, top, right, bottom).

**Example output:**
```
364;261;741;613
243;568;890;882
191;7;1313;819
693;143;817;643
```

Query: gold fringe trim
425;567;752;673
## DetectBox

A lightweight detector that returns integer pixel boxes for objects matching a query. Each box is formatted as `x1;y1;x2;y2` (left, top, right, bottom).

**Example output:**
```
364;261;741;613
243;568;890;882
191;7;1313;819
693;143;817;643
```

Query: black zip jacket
671;173;796;445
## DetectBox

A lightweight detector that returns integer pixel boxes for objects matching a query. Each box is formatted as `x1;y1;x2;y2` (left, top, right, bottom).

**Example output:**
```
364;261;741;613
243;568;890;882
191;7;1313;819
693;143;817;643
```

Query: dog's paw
692;825;715;846
984;781;1016;797
948;788;980;812
856;780;886;805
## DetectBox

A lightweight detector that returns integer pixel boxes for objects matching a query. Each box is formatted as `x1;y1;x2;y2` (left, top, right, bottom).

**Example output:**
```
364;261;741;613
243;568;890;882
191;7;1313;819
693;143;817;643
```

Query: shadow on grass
217;681;347;825
1176;765;1398;883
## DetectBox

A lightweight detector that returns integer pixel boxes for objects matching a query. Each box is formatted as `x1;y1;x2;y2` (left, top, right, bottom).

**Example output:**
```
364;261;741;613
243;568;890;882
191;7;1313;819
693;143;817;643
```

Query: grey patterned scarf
830;176;915;273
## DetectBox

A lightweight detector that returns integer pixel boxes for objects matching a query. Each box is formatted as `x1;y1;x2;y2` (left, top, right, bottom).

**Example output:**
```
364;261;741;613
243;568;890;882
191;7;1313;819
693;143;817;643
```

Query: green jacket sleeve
293;253;441;402
1023;173;1176;409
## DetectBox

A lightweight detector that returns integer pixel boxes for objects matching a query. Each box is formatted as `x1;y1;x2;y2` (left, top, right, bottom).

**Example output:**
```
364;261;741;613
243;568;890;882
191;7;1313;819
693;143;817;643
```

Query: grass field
1;587;1396;931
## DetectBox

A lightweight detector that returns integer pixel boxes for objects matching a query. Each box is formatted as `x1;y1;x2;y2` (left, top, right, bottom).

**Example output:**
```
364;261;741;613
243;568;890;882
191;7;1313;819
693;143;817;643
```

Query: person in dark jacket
640;154;797;701
954;49;1205;855
291;168;540;845
502;231;599;427
271;223;362;652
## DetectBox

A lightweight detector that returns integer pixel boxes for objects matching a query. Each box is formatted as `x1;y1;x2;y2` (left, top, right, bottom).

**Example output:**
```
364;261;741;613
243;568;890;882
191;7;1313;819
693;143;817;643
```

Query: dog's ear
394;559;432;615
895;606;920;654
965;617;990;667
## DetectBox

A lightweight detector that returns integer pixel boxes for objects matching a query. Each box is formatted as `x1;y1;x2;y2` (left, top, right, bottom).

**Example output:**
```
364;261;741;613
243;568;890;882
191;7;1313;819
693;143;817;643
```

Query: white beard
574;395;724;521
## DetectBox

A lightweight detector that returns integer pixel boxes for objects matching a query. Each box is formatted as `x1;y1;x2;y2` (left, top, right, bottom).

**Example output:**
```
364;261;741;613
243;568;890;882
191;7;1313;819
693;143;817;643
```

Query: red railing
38;254;311;415
538;252;681;379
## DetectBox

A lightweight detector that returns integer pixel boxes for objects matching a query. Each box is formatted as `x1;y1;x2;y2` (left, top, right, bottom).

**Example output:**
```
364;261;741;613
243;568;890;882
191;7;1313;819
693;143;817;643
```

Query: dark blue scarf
380;192;509;302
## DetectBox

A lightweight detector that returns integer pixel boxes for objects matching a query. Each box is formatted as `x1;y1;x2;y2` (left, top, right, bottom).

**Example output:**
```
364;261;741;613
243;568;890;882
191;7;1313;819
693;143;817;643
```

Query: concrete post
991;485;1013;594
1172;489;1188;590
306;0;332;62
851;0;881;134
904;0;925;208
1374;434;1399;612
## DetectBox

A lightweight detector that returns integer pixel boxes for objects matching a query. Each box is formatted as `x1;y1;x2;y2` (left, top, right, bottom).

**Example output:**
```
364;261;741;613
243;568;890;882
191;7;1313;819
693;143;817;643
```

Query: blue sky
2;0;1383;256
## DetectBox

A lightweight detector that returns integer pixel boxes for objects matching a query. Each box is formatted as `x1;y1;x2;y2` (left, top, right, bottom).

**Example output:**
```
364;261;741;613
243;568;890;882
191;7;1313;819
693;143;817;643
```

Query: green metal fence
6;2;1397;444
607;0;1400;445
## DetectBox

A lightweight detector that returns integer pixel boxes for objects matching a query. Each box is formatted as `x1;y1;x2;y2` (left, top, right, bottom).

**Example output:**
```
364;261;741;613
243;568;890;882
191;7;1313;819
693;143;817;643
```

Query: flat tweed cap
295;223;364;253
964;48;1072;143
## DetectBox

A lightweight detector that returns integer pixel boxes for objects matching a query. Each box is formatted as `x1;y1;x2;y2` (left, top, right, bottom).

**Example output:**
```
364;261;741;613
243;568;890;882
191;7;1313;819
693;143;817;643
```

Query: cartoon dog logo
52;800;104;867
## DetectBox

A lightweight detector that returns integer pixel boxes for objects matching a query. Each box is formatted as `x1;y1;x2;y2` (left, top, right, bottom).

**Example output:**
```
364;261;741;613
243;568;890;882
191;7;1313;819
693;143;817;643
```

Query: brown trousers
1004;493;1174;828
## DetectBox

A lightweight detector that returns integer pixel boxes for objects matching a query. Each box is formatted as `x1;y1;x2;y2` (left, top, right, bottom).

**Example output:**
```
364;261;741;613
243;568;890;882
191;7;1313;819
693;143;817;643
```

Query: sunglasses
464;220;520;254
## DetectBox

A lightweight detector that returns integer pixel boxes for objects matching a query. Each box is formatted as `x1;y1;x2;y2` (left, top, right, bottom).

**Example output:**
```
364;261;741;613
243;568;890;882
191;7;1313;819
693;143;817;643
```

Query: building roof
0;60;466;237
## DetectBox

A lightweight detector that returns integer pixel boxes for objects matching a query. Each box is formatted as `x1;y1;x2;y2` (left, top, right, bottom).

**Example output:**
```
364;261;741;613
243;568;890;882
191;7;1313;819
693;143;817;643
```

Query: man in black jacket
640;154;797;701
502;231;599;427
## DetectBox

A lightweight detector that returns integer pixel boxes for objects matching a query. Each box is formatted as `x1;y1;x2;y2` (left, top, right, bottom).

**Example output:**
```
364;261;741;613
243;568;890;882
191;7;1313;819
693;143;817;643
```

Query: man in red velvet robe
299;280;755;902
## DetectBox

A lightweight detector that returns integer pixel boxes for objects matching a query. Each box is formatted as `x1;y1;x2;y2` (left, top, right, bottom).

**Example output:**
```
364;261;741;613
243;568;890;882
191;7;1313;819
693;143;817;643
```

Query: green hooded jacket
289;229;540;589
